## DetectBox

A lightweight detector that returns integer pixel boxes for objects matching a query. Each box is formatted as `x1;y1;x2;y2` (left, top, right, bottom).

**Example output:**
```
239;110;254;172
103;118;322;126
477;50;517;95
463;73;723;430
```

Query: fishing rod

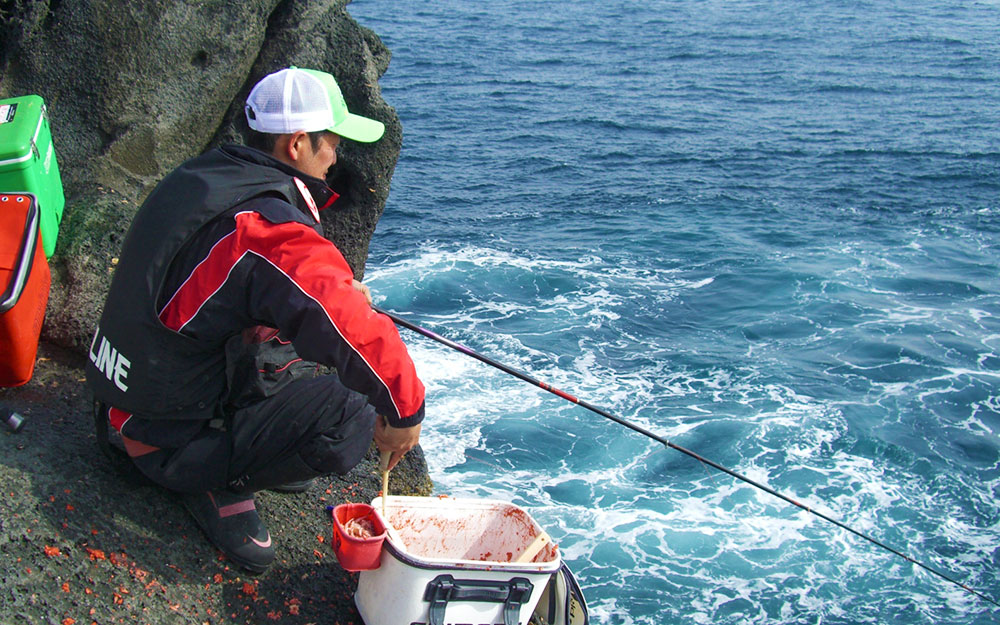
375;305;1000;609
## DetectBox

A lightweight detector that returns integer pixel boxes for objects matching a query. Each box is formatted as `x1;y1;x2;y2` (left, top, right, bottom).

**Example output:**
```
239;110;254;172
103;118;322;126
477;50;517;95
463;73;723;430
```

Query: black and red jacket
85;145;424;430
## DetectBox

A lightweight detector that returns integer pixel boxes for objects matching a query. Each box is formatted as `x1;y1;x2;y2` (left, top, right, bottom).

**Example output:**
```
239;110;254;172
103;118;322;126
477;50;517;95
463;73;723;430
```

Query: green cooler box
0;95;65;258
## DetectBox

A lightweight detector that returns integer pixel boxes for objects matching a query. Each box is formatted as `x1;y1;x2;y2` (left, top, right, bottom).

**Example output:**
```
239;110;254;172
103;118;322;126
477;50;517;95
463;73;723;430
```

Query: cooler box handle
423;574;534;625
0;194;40;314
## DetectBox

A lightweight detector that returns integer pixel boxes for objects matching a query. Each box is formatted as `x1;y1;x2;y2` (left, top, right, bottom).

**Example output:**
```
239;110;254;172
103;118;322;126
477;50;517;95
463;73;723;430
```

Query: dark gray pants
128;374;376;494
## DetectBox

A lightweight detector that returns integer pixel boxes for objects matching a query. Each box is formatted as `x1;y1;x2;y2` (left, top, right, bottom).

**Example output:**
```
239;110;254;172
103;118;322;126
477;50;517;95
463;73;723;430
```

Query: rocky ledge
1;342;432;624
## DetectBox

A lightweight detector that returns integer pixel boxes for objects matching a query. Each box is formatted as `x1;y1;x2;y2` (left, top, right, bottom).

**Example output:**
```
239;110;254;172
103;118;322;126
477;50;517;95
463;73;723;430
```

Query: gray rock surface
1;343;432;625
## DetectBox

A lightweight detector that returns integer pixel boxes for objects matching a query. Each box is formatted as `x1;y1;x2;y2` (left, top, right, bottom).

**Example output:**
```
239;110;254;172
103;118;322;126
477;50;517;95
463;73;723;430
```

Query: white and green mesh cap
245;67;384;142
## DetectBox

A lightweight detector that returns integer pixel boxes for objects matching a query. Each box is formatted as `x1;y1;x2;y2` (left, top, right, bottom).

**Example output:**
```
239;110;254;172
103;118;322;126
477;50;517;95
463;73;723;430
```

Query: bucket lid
0;95;45;167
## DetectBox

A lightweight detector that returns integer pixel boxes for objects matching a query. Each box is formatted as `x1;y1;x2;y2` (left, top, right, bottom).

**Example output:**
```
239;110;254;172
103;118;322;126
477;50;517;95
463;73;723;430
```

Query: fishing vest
84;145;335;421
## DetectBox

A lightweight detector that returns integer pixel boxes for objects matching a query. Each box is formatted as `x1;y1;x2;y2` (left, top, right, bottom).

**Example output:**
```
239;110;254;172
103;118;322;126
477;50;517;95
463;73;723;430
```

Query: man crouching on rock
84;67;425;574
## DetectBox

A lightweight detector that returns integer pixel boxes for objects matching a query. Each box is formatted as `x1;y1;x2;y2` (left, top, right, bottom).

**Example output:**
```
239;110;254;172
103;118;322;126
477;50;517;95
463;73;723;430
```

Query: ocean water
348;1;1000;623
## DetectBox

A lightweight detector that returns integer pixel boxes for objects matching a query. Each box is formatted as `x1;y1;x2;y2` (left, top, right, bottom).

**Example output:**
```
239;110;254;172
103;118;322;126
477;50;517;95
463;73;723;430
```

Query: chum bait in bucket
332;503;387;572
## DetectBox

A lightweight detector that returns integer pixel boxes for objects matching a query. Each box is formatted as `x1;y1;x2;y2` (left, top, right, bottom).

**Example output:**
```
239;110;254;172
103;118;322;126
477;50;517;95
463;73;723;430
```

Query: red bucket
331;503;387;571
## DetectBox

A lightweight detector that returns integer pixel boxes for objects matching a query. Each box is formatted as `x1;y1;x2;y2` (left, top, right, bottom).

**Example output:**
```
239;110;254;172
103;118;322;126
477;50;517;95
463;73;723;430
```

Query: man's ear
272;130;310;166
283;130;311;163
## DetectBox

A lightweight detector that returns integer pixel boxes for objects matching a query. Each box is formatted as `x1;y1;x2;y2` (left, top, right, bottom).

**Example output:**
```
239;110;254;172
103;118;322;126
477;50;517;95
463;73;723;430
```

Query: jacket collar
221;144;340;212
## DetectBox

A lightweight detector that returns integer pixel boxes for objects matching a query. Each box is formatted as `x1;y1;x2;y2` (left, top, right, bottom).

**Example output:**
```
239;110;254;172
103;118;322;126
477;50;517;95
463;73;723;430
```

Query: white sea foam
364;234;1000;624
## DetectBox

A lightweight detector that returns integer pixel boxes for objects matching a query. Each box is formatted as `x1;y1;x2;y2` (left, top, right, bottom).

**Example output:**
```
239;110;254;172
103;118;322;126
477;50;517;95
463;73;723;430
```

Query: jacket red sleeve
240;211;424;425
159;209;425;426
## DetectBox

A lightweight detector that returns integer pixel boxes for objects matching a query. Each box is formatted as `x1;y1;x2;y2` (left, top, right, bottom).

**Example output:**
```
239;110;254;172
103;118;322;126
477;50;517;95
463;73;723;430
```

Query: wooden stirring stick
379;450;391;520
514;531;551;563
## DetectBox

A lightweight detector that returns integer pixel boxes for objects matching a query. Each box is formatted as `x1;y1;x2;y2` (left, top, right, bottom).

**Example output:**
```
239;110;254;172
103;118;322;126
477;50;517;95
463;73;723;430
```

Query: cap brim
329;113;385;143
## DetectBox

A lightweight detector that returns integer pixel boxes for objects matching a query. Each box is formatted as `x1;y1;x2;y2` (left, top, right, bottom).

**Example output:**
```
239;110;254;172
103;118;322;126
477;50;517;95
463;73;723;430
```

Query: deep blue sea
348;1;1000;623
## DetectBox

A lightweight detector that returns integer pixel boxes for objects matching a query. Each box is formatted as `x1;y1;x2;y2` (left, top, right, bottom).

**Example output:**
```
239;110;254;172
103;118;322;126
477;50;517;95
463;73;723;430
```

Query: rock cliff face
0;0;402;351
0;8;433;619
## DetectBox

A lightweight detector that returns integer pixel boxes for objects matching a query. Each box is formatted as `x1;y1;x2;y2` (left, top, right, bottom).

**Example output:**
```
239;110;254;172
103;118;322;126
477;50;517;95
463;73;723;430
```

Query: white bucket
355;495;561;625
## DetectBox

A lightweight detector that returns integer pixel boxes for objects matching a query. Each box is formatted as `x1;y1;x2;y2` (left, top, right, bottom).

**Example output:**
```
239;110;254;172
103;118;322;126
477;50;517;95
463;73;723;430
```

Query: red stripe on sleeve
154;211;424;422
236;212;425;421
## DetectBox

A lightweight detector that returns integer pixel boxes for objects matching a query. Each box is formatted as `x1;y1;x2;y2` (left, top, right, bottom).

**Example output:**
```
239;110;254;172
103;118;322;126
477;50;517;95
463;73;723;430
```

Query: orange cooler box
0;193;50;386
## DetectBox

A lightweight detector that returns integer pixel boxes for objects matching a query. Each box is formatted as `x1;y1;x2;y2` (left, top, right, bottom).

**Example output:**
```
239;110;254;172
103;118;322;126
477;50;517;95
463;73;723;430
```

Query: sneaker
181;489;274;574
268;478;315;494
